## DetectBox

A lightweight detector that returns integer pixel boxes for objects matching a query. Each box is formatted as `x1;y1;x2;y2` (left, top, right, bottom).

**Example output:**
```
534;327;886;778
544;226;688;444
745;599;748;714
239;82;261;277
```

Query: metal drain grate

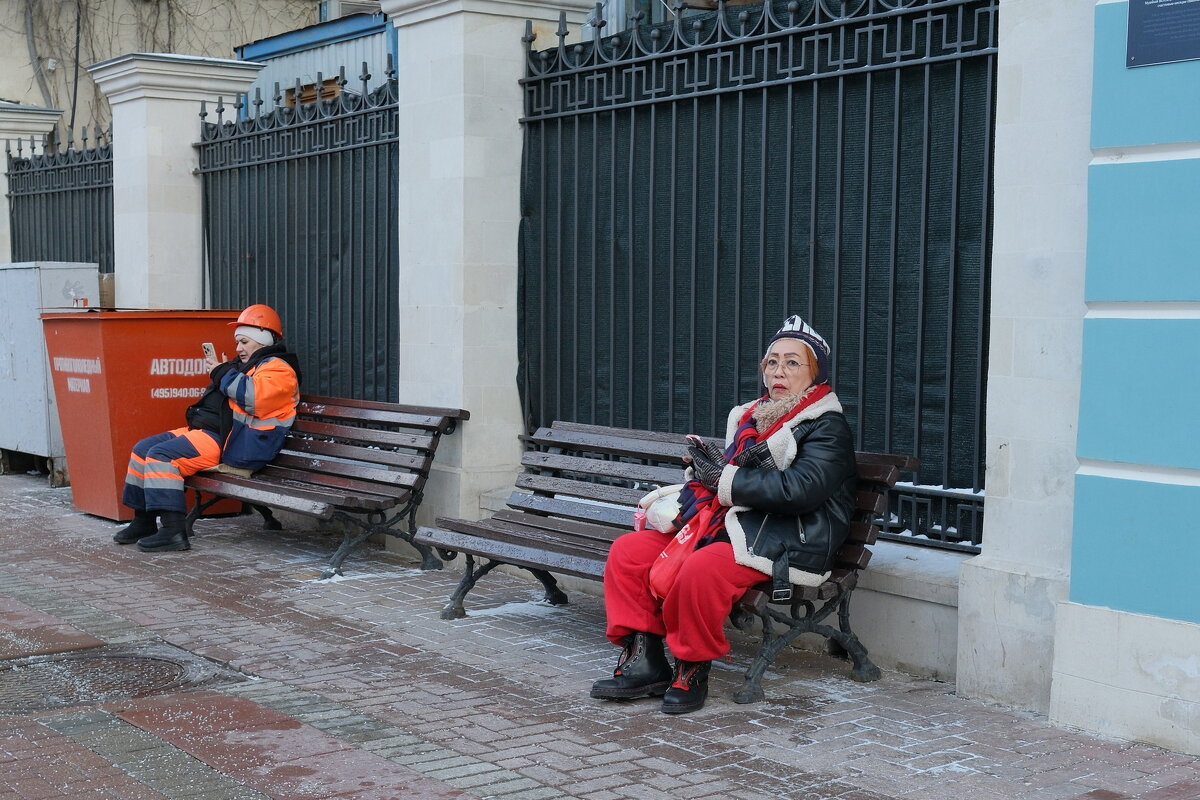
0;642;247;714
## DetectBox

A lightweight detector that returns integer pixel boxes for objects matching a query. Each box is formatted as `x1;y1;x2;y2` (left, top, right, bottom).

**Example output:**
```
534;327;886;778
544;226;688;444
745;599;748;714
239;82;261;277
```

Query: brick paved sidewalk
0;472;1197;800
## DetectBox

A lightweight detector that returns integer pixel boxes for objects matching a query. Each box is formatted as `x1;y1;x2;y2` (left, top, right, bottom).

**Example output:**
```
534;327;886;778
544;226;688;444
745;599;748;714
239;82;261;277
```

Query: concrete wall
0;0;313;132
381;0;590;537
956;0;1093;714
1050;0;1200;756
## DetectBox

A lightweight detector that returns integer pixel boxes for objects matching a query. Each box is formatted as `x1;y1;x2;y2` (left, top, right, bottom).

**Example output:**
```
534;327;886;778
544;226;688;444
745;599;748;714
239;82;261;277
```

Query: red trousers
603;528;768;662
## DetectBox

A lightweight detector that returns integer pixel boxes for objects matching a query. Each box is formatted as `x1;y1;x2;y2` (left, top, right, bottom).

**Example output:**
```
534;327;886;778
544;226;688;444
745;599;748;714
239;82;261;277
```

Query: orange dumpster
41;309;243;521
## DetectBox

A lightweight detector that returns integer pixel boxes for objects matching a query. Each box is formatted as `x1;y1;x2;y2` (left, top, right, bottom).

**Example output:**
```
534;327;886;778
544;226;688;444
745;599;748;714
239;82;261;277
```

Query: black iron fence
197;64;400;402
518;0;997;551
5;128;114;274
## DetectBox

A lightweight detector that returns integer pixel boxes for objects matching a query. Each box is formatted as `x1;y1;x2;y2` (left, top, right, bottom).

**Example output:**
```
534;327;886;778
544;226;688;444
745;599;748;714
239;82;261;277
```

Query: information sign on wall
1128;0;1200;67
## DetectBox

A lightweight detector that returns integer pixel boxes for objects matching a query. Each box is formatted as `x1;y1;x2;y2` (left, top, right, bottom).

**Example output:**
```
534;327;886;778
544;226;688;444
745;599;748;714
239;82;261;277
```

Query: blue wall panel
1073;475;1200;624
1092;2;1200;148
1087;159;1200;301
1078;319;1200;469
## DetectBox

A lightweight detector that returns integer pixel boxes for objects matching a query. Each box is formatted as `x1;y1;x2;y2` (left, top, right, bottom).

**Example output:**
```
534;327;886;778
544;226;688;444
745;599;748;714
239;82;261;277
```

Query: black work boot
590;632;673;700
136;511;190;552
661;659;711;714
113;511;157;544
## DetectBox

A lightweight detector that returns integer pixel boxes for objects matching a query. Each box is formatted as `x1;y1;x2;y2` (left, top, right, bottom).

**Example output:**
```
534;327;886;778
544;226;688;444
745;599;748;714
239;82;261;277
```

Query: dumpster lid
40;307;241;319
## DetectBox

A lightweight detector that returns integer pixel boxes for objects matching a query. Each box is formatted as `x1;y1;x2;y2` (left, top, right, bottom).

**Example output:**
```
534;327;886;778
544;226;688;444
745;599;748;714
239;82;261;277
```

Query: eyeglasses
761;357;810;374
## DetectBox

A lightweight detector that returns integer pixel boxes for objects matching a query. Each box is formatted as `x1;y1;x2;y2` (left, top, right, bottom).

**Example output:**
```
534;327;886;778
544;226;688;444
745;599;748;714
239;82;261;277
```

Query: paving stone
1;472;1199;800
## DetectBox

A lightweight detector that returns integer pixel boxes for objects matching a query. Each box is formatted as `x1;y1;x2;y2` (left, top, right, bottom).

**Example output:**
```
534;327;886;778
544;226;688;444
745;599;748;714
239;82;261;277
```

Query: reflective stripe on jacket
218;356;299;470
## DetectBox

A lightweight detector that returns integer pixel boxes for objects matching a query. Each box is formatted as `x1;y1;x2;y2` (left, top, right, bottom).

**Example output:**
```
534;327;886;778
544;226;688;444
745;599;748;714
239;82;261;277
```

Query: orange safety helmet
228;303;283;339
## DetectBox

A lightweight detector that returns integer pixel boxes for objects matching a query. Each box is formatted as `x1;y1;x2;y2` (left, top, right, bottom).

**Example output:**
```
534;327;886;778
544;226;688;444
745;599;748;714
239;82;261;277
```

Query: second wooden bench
414;420;917;703
185;393;469;578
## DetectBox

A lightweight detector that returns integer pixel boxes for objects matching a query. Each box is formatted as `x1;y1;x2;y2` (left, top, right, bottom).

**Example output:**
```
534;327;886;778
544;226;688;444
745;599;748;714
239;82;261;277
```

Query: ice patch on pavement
465;599;564;617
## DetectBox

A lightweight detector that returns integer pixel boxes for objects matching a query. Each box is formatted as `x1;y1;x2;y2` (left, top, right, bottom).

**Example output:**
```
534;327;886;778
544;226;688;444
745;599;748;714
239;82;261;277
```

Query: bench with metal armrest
413;420;916;703
185;393;469;579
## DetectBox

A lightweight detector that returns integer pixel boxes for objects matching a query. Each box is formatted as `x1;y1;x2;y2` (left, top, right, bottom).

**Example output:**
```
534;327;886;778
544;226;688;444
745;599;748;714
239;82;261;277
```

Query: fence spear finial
592;2;606;39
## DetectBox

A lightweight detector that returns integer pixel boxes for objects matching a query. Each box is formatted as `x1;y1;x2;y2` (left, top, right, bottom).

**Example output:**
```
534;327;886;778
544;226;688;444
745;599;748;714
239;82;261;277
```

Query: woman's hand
733;441;777;470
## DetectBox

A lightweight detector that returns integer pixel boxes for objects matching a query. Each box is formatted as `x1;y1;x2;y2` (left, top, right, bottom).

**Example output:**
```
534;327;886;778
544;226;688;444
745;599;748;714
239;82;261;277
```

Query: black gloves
689;450;724;492
685;435;778;494
685;435;725;493
733;440;777;470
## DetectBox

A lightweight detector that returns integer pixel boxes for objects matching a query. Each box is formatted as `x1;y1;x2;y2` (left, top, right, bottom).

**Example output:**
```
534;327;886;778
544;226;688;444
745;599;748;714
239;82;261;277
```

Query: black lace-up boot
660;659;711;714
136;511;190;552
590;632;673;699
113;511;157;544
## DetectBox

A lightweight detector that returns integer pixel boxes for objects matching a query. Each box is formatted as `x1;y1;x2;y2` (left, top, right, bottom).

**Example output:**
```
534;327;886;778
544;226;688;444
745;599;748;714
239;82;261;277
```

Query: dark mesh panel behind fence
518;0;997;550
198;69;399;402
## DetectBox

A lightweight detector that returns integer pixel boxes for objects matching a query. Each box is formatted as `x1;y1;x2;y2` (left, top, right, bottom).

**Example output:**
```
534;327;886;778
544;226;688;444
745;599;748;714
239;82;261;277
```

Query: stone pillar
380;0;591;527
955;0;1093;713
87;54;262;309
0;102;64;263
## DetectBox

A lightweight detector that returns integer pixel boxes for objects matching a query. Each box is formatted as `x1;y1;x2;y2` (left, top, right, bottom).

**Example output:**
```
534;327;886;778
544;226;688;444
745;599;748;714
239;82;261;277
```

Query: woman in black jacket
591;315;857;714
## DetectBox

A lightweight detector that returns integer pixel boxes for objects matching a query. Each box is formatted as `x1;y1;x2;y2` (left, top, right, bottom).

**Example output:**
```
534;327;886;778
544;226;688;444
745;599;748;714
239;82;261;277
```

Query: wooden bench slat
853;451;920;472
190;471;396;511
505;493;636;528
491;509;628;540
282;438;429;471
301;393;470;425
548;420;726;448
843;520;880;546
299;402;460;431
433;517;617;561
521;451;685;486
835;544;871;570
267;453;422;489
291;419;437;452
856;462;901;486
515;474;646;507
252;465;411;508
185;475;336;518
855;487;888;516
414;527;606;580
526;428;689;462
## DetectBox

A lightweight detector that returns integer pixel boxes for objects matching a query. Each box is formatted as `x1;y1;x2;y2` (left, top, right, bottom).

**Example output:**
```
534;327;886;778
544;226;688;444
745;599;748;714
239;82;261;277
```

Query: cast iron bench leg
322;526;379;580
403;513;442;572
834;592;881;682
441;555;501;619
735;614;790;704
252;504;282;530
528;569;569;606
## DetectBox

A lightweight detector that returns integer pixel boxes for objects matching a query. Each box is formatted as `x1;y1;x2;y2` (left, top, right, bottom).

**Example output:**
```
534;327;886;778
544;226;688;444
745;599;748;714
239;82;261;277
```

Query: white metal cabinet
0;261;99;485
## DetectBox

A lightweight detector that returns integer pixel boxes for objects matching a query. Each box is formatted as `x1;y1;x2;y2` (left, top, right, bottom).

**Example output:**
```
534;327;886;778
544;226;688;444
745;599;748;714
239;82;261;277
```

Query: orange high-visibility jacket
217;354;299;470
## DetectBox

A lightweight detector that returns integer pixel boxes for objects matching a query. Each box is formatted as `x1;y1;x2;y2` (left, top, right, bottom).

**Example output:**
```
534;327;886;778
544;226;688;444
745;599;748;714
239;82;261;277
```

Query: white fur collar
724;392;843;470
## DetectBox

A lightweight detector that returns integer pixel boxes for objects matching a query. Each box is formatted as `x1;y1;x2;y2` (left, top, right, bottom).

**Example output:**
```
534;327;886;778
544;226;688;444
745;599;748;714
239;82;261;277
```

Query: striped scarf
675;383;833;546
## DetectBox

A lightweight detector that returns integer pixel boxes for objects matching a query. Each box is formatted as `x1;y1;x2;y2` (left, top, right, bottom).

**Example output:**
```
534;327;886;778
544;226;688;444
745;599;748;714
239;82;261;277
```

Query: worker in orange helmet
115;304;301;552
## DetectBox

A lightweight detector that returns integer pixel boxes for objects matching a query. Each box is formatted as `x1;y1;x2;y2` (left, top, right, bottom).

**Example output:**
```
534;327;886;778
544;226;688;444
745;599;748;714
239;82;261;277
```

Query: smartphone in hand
201;342;217;361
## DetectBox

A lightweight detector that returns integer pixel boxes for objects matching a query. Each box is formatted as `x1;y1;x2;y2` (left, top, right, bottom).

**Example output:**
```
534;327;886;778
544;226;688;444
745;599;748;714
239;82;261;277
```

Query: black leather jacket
718;394;857;599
